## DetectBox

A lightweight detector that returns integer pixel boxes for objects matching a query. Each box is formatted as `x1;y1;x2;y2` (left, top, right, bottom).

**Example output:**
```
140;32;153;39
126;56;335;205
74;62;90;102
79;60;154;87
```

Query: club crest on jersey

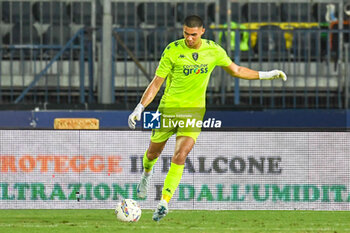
192;52;198;61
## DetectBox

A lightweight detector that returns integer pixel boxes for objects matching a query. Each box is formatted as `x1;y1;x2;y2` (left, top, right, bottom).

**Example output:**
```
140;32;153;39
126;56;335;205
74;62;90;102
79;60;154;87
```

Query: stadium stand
281;2;314;22
254;25;288;60
115;29;146;59
242;2;281;22
2;1;31;23
292;28;321;60
111;2;140;28
313;2;335;22
0;0;348;109
67;2;92;26
42;25;72;46
138;2;175;27
330;20;350;60
32;1;69;26
176;2;212;26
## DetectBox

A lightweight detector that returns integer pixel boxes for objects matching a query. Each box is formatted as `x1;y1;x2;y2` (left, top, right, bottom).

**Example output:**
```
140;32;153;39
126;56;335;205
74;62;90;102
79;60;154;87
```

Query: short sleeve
215;44;232;67
155;45;174;78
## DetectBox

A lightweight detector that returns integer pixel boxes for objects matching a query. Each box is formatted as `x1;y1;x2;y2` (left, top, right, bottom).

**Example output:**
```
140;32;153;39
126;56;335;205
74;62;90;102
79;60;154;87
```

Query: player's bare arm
140;76;165;107
222;62;259;80
222;62;287;81
128;75;165;129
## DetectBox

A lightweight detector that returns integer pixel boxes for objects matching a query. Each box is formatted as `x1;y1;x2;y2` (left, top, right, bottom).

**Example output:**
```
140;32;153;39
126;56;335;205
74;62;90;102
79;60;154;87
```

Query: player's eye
184;32;196;36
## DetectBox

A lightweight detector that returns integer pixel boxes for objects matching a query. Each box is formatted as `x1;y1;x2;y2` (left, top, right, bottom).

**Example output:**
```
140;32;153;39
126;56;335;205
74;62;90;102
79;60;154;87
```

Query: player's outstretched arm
128;76;165;129
222;62;287;81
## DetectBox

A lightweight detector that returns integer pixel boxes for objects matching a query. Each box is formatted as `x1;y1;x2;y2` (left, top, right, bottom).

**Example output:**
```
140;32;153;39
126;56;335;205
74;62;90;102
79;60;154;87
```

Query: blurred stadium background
0;0;349;110
1;1;350;232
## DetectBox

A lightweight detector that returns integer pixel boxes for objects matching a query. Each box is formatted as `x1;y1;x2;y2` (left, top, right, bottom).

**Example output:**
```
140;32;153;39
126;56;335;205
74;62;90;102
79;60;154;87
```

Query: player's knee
147;150;161;160
172;151;189;164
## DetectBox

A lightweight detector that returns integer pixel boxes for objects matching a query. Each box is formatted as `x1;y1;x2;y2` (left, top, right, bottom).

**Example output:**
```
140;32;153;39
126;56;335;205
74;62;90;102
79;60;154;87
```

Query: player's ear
201;27;205;35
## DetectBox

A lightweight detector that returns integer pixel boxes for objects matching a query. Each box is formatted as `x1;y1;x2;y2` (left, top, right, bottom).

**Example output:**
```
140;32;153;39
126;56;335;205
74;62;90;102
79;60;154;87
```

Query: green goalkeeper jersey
155;38;232;108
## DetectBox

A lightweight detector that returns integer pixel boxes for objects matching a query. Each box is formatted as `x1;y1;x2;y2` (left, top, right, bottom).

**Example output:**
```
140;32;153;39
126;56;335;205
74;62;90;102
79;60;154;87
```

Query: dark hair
184;15;204;28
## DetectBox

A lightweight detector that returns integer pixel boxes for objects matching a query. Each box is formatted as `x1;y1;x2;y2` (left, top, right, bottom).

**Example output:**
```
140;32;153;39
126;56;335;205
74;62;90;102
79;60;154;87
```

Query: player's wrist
135;103;145;113
258;71;276;80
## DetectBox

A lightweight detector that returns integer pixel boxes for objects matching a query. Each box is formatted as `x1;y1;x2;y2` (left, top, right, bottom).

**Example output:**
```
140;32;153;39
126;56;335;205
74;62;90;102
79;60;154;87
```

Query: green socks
162;162;185;202
143;150;158;173
142;150;185;203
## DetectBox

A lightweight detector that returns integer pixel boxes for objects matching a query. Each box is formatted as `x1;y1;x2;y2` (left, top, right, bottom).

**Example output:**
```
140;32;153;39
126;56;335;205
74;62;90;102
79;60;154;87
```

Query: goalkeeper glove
258;70;287;81
128;103;145;129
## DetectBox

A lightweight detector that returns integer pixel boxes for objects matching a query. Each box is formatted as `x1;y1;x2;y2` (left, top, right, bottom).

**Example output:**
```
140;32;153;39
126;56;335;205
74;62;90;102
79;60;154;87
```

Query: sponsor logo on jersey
183;64;208;76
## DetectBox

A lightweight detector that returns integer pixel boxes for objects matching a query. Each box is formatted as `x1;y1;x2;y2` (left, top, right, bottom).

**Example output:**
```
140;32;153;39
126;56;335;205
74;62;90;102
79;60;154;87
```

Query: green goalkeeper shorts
150;127;201;143
150;117;202;143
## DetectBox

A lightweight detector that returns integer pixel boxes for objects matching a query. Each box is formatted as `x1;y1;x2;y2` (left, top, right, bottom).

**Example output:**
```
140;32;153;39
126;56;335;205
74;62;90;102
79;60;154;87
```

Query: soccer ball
115;199;142;222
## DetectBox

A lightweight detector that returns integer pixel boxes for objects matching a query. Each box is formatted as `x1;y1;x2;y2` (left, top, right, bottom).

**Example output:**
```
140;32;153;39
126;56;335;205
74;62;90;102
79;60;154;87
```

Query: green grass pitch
1;209;350;233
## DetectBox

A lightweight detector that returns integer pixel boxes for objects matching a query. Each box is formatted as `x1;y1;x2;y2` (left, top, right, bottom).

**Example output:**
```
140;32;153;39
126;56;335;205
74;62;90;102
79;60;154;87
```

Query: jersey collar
184;39;203;50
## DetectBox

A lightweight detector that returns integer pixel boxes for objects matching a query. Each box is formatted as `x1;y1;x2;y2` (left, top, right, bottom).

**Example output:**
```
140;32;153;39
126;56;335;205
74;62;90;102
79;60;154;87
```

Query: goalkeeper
128;15;287;221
